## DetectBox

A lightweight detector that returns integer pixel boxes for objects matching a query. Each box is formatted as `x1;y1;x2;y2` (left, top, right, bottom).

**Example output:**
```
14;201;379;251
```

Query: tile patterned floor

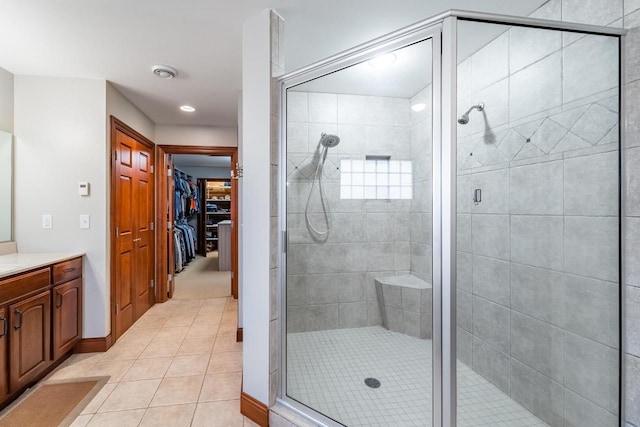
288;327;548;427
43;297;256;427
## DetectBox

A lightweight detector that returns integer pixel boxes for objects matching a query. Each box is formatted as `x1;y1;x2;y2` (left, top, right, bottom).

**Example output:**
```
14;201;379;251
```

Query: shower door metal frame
277;9;627;427
277;20;445;427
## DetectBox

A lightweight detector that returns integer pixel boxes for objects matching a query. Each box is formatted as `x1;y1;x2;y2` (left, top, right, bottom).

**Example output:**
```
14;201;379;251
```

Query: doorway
110;117;155;341
155;146;238;304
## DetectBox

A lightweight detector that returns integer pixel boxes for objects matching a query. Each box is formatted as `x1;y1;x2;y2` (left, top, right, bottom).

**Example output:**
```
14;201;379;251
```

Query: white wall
237;92;244;330
106;82;156;142
174;166;230;180
156;124;237;147
14;76;108;337
241;9;272;404
0;67;14;133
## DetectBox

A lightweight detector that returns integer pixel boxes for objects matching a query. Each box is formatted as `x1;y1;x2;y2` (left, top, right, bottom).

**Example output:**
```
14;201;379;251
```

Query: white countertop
0;252;84;279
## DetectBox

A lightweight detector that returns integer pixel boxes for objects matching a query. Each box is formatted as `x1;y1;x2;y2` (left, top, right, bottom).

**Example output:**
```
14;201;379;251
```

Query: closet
173;169;199;272
202;179;232;253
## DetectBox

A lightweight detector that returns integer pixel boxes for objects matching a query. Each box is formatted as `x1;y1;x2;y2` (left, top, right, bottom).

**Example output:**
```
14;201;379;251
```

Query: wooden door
134;143;154;319
112;118;155;341
10;291;51;392
0;307;8;400
53;278;82;360
114;131;136;338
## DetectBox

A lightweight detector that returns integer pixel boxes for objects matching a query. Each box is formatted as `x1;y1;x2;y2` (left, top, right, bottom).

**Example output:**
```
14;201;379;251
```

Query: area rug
0;376;109;427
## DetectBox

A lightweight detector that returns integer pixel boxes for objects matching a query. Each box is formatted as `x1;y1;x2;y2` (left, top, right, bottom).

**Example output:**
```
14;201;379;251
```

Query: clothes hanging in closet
174;222;197;273
174;170;200;220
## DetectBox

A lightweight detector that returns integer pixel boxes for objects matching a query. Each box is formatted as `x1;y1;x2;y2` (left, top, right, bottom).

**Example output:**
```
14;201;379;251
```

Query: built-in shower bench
374;274;432;339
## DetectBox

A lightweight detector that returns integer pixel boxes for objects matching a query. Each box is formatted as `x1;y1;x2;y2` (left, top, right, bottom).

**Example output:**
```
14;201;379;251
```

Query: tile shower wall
286;89;432;333
456;10;621;427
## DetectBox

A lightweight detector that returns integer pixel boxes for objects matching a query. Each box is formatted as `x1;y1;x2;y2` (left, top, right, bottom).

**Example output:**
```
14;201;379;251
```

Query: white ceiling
0;0;545;127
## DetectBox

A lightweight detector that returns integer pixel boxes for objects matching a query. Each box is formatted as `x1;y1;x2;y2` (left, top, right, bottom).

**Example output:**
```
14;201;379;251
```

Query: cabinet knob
56;291;63;308
0;317;6;337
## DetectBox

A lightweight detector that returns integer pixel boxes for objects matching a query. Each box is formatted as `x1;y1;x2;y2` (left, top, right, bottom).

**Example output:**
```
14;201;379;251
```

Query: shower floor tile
287;327;547;427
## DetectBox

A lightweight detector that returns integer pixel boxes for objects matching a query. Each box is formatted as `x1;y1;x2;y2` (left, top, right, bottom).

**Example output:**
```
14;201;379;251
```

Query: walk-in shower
279;10;624;427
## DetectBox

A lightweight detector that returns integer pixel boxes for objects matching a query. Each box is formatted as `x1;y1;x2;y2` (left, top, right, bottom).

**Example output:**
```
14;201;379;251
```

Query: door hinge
115;227;119;238
150;222;154;231
231;272;234;279
167;169;172;177
167;221;172;230
150;165;154;174
150;279;154;288
168;274;173;283
115;303;119;314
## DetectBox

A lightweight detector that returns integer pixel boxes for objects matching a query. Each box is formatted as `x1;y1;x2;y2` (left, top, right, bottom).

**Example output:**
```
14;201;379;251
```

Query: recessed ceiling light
152;65;178;79
180;105;196;112
368;53;397;68
411;103;426;112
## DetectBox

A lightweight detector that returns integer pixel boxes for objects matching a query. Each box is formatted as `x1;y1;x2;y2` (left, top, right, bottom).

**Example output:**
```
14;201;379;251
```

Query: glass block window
340;159;412;199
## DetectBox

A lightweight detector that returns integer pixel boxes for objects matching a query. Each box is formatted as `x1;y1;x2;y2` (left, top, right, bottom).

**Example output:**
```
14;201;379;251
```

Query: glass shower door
454;19;621;427
283;34;439;426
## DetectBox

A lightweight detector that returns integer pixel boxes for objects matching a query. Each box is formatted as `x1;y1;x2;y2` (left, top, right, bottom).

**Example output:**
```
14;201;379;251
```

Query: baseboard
74;334;113;353
236;327;243;342
241;392;269;427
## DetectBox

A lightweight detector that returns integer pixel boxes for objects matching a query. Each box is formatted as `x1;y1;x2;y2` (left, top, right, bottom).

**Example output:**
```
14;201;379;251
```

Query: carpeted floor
173;251;231;299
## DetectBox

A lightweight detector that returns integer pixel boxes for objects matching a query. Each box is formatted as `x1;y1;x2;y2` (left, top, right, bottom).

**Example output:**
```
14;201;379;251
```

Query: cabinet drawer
0;269;50;304
52;258;82;285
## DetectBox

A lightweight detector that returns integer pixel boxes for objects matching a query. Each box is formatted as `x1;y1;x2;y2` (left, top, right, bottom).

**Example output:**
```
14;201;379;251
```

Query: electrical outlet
42;214;52;229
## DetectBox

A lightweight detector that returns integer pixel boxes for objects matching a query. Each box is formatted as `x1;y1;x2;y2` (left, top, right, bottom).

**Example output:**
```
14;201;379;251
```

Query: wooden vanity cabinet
9;290;51;392
0;256;83;408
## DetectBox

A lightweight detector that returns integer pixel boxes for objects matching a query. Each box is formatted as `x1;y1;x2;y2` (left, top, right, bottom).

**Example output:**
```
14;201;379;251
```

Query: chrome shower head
457;102;484;125
320;133;340;148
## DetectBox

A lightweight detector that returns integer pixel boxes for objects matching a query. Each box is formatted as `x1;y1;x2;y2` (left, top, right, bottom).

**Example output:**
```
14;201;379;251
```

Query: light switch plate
80;215;90;229
42;214;52;229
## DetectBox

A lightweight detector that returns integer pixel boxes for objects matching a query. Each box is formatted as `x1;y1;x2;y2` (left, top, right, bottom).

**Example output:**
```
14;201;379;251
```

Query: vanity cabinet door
9;291;51;392
0;307;8;400
53;278;82;360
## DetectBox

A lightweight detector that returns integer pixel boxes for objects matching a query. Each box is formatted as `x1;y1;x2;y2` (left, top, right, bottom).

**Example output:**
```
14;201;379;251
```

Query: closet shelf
207;199;231;202
206;212;231;215
206;237;219;241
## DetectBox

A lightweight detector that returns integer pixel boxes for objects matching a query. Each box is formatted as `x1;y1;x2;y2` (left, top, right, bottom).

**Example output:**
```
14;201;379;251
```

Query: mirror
0;130;12;242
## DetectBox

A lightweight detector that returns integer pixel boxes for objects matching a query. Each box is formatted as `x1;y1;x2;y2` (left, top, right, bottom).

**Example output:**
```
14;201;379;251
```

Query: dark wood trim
158;145;239;300
158;145;237;156
74;334;113;353
236;327;243;342
110;116;156;344
240;392;269;427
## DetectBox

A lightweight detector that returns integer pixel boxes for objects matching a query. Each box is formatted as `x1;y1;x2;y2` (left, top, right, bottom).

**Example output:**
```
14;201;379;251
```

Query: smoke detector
152;65;178;79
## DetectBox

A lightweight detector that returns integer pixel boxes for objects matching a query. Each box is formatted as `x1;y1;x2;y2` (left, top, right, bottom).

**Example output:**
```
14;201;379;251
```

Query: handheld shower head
458;102;485;125
320;133;340;148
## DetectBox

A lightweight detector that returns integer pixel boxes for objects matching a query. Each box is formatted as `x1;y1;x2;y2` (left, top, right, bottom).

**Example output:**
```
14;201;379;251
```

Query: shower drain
364;377;381;389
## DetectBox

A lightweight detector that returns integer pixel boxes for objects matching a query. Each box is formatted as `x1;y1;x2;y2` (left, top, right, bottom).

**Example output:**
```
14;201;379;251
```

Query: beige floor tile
217;322;237;336
85;360;135;383
149;375;205;407
100;342;148;362
121;357;172;381
98;379;161;412
192;400;244;427
165;354;210;377
199;372;242;402
153;325;190;342
178;336;215;355
194;313;222;326
130;316;165;331
139;339;182;359
208;351;242;373
86;409;146;426
139;403;197;426
118;328;157;346
69;414;93;427
214;334;243;353
187;322;219;338
65;352;105;365
244;417;261;427
81;383;117;414
49;361;95;380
